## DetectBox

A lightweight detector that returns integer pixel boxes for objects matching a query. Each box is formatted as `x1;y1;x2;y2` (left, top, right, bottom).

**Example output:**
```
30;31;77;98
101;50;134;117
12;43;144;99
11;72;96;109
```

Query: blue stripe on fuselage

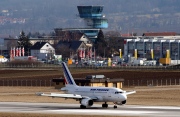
62;63;73;85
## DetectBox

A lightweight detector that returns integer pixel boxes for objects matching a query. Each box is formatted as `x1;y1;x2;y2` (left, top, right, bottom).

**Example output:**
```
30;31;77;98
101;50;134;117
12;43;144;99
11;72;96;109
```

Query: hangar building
124;36;180;61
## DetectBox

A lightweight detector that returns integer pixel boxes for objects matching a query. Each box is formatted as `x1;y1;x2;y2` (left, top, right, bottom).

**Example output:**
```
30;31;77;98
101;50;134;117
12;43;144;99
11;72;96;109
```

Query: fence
0;79;53;87
0;62;180;70
124;78;180;87
0;78;180;87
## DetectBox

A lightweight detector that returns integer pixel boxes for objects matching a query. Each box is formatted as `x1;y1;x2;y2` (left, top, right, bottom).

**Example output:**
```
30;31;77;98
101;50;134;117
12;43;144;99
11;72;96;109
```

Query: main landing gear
102;102;108;108
80;105;86;109
102;102;117;109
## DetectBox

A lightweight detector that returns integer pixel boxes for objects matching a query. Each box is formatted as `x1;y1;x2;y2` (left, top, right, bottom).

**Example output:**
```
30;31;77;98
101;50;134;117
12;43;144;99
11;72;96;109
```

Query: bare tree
56;45;70;60
6;39;18;50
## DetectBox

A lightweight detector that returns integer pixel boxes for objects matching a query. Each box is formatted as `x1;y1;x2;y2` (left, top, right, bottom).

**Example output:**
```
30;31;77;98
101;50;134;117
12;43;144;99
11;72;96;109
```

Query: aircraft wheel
102;103;108;108
114;105;117;109
105;104;108;108
80;105;86;109
102;104;105;108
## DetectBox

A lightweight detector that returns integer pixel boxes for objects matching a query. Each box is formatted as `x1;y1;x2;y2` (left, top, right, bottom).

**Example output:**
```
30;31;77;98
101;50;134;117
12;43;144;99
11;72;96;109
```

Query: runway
0;102;180;117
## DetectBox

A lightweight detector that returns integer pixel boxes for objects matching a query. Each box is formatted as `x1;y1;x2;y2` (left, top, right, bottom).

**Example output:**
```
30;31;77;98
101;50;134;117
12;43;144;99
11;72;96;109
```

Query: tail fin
62;62;77;86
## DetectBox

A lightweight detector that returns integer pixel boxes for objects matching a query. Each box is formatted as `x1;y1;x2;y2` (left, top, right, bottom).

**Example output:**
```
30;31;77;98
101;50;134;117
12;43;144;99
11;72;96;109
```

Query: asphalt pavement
0;102;180;117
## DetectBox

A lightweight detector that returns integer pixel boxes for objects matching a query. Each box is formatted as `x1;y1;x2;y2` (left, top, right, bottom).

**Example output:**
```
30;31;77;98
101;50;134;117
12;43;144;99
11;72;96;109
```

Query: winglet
125;90;136;95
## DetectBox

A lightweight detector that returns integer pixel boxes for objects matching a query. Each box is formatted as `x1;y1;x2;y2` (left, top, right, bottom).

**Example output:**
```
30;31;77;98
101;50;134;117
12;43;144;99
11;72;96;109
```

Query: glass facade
179;43;180;60
77;6;108;29
127;42;135;56
136;42;143;51
125;39;180;61
81;30;99;37
93;19;108;28
162;42;169;58
77;6;103;18
153;42;160;59
77;6;108;42
171;42;178;60
145;42;153;59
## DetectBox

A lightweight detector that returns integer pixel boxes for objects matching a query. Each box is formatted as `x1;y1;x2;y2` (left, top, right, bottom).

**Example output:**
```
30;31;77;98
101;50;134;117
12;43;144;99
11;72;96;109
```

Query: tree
105;31;120;37
17;31;32;56
94;29;107;57
55;45;70;60
96;29;106;44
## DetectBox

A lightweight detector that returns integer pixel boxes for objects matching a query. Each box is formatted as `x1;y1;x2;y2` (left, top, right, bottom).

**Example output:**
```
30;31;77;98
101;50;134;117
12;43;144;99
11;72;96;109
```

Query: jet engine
115;100;126;105
80;98;94;107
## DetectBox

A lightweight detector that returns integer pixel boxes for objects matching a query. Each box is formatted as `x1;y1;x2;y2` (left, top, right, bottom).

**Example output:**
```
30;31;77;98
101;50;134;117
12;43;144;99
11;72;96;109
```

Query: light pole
143;52;146;58
104;48;105;59
46;49;48;63
45;53;47;63
0;45;1;55
175;53;177;65
27;48;30;56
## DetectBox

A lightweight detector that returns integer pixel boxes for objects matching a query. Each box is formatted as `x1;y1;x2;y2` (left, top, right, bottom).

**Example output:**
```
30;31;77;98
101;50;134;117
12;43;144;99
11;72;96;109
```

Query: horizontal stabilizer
36;92;43;96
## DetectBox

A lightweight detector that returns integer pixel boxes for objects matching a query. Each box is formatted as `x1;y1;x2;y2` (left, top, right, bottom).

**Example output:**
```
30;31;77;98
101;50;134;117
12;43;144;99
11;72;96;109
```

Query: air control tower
54;6;108;42
77;6;108;29
77;6;108;41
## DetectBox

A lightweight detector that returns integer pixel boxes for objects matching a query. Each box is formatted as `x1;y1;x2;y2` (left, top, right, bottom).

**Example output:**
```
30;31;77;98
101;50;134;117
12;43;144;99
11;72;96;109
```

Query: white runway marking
49;109;160;115
0;102;180;117
131;106;180;110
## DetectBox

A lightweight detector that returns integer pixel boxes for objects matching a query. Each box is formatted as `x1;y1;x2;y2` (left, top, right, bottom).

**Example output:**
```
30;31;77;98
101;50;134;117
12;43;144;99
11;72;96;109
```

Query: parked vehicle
132;60;144;66
0;57;9;63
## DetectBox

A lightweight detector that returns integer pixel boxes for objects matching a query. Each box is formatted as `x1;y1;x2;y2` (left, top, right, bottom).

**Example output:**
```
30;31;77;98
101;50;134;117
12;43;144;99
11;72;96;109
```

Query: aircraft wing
125;91;136;95
36;92;82;99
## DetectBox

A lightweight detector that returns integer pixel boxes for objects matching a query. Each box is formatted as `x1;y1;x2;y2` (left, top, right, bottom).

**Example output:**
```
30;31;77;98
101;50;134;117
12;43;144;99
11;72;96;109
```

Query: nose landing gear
113;102;117;109
113;105;117;109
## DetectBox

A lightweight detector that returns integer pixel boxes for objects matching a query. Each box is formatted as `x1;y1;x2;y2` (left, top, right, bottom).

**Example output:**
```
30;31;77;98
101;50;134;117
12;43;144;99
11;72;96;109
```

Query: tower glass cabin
77;6;108;29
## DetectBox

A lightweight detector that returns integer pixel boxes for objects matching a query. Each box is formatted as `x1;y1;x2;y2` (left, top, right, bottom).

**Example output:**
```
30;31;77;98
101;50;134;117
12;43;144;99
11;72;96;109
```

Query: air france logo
90;89;109;91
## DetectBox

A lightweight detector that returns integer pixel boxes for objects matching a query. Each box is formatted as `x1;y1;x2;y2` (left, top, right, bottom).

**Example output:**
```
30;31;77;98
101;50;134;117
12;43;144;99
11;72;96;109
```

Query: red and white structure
16;47;19;56
79;49;82;58
22;47;24;56
87;48;92;58
10;46;25;60
19;47;21;57
79;48;86;58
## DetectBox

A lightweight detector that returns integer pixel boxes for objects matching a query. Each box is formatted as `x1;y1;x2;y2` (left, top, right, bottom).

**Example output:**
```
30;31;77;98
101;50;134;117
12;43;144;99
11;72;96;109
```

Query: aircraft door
107;90;112;97
105;90;113;102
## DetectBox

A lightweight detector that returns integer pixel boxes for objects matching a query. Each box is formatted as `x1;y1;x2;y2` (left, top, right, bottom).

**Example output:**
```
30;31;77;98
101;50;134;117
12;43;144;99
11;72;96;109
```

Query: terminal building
124;36;180;62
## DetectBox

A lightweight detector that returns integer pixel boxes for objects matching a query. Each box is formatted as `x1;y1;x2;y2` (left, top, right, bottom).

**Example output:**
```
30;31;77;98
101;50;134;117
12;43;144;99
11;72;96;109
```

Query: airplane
37;62;136;109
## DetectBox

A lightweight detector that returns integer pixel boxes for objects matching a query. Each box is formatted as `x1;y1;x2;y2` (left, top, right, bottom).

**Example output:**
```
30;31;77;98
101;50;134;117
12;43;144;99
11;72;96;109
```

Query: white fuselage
62;85;127;102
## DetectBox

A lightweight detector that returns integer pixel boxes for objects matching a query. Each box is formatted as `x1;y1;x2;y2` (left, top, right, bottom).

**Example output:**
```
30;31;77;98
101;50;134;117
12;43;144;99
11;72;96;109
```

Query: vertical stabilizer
62;62;77;86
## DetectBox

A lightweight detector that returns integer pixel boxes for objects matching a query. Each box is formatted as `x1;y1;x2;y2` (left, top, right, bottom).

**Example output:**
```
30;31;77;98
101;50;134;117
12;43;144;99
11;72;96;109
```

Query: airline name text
90;89;109;91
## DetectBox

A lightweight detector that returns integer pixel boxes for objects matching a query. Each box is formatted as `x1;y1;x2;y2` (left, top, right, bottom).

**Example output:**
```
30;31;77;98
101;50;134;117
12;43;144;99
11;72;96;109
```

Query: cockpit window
115;91;123;94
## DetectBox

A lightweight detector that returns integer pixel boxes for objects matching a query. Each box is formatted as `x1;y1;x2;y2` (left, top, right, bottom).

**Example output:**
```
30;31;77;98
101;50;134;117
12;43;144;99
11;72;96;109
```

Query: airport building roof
52;78;124;83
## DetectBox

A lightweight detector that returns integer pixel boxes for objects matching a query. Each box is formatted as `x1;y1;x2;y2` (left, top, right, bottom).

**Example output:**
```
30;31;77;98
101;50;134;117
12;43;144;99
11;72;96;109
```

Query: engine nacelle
116;100;126;105
80;98;94;107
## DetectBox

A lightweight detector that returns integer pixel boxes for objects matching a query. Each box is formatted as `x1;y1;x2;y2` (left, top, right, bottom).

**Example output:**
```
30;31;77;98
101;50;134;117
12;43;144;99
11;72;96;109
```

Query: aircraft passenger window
115;92;123;94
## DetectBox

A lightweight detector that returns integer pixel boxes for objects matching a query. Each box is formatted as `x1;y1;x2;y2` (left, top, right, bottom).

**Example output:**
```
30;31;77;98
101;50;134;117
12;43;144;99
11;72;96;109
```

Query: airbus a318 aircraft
37;62;136;109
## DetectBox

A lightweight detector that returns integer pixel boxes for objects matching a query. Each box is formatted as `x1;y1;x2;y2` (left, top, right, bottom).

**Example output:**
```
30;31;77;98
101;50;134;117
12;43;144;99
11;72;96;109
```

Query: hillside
0;0;180;35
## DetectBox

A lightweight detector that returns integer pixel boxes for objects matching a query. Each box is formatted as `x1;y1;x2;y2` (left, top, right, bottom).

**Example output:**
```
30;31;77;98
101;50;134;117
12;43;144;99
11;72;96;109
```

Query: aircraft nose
122;94;127;100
